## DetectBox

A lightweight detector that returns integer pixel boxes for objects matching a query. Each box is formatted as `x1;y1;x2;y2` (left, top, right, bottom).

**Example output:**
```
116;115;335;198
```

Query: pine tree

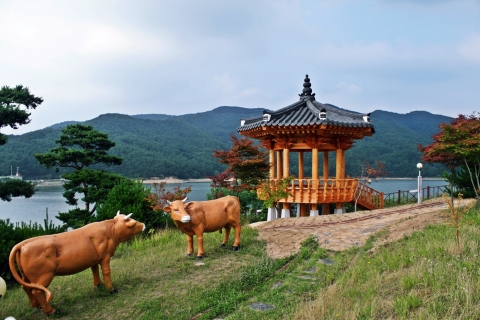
0;85;42;201
35;124;124;228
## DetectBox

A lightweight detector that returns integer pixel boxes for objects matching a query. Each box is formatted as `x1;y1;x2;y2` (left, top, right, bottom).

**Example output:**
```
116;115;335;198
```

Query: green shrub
0;214;66;280
96;179;167;230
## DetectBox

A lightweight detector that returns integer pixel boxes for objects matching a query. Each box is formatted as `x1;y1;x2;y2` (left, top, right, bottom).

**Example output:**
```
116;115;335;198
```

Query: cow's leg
232;224;241;250
100;256;116;293
20;274;40;308
186;234;194;256
196;233;205;259
220;225;231;248
17;254;40;308
91;264;101;286
30;274;56;315
23;286;40;308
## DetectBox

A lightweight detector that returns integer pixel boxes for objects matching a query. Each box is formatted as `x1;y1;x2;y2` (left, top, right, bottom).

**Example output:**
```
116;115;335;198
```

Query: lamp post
417;163;423;204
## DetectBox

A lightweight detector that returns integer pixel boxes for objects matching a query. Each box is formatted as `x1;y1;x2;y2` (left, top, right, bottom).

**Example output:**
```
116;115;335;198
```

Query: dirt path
250;199;473;259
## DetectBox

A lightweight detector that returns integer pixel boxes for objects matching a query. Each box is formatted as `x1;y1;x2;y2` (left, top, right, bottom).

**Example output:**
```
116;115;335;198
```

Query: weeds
442;192;475;252
292;205;480;320
3;205;480;319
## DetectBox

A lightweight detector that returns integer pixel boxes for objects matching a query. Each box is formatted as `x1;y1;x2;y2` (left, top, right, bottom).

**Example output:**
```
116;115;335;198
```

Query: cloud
1;0;480;135
459;34;480;64
334;82;363;94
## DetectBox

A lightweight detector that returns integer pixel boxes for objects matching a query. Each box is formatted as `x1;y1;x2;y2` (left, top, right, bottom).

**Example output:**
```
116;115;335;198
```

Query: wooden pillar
276;151;283;179
323;151;329;179
310;148;319;216
298;152;305;216
335;148;345;213
283;148;290;178
269;149;275;179
323;151;329;215
300;204;307;217
281;148;291;218
267;149;276;222
298;152;304;179
312;148;318;180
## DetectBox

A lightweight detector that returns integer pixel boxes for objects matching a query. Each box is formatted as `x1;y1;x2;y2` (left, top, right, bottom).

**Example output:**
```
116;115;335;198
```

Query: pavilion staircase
351;182;384;210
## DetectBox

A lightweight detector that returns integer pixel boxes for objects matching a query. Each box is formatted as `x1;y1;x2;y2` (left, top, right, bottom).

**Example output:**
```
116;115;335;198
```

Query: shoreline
31;177;444;187
142;178;211;184
33;178;212;186
373;177;444;181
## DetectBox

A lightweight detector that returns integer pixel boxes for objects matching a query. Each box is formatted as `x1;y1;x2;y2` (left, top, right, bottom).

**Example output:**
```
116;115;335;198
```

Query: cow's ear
185;202;194;210
163;206;171;213
126;219;136;227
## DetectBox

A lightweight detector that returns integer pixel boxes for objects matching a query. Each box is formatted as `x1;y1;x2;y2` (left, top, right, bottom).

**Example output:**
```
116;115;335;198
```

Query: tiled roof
238;75;374;133
238;98;374;133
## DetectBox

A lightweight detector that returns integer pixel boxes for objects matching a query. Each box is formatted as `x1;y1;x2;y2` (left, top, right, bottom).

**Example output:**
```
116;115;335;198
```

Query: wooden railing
354;182;384;210
260;178;358;204
259;178;385;210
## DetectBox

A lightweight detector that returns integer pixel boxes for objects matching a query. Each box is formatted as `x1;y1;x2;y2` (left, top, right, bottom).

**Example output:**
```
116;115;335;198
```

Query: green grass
292;205;480;320
2;205;480;319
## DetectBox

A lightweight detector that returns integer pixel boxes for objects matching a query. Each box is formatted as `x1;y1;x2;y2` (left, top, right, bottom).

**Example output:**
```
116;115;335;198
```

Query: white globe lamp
417;163;423;204
0;276;6;298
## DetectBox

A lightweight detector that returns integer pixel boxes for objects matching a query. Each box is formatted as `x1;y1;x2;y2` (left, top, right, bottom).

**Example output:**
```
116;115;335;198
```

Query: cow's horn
116;210;120;216
125;213;133;220
167;200;172;205
182;197;188;202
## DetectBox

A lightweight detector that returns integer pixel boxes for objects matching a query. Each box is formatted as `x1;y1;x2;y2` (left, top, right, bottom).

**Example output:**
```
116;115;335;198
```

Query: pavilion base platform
309;209;319;216
334;206;346;214
281;209;291;218
267;207;277;221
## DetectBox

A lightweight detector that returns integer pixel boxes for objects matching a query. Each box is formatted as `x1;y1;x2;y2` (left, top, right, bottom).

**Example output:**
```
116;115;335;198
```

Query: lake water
0;179;447;226
368;178;447;194
0;181;212;226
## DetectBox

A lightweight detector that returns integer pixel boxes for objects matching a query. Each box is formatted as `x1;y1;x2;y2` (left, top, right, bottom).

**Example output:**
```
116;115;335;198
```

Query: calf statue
163;196;241;259
9;211;145;315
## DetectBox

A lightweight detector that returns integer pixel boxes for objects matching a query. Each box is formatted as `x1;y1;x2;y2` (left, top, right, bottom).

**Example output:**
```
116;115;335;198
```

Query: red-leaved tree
419;113;480;199
213;134;270;196
147;182;192;211
354;160;388;211
206;171;232;199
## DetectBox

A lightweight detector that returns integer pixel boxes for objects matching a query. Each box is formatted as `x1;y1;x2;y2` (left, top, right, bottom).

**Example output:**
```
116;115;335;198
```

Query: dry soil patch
251;199;473;259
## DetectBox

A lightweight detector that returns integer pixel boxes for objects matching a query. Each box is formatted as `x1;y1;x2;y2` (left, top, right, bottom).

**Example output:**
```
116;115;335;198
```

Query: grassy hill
0;107;451;179
2;204;479;319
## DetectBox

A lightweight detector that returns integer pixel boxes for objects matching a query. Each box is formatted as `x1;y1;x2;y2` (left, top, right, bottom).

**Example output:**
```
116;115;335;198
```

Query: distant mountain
0;106;451;179
351;110;451;177
46;120;80;130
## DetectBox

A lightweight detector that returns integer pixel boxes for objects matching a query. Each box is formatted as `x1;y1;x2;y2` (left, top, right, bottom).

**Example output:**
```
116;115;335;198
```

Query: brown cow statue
9;211;145;315
163;195;241;259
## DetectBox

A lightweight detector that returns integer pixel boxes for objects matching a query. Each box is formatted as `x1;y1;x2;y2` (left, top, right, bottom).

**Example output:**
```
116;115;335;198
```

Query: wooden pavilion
237;75;384;221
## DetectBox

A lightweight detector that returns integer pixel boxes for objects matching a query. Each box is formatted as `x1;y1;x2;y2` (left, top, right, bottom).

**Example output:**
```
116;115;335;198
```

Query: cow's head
163;198;192;223
113;211;145;242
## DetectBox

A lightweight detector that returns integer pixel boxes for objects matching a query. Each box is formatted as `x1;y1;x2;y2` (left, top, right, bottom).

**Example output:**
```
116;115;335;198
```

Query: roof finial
299;74;315;100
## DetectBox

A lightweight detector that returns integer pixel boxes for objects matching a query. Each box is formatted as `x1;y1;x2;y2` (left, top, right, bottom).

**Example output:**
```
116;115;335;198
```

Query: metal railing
383;185;450;206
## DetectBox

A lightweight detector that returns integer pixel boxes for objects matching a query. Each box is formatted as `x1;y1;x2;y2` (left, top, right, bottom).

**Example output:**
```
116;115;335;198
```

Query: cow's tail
9;242;54;303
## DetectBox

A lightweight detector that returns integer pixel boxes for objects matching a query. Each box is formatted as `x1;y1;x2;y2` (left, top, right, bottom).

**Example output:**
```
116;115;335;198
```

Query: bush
207;188;264;215
96;179;166;231
0;214;66;280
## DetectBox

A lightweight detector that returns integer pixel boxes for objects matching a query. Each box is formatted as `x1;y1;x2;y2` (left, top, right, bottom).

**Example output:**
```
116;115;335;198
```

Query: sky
1;0;480;135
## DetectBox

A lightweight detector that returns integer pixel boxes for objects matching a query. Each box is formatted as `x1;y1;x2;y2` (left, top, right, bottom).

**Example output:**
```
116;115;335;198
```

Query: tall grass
292;205;480;319
0;226;276;320
3;205;480;319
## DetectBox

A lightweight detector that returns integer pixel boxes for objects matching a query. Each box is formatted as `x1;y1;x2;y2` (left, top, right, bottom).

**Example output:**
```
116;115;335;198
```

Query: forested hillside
350;110;451;177
133;106;265;146
0;107;451;180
